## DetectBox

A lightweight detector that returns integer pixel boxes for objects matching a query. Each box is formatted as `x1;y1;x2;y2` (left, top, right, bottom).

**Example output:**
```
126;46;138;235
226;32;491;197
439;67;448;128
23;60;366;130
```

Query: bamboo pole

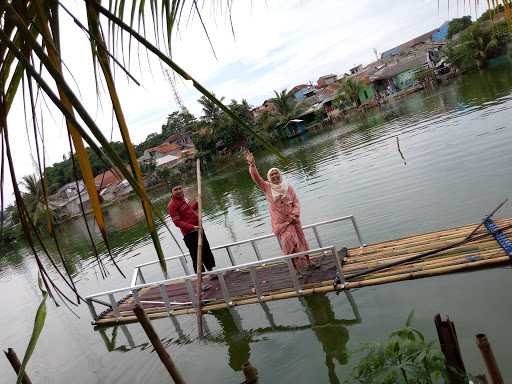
476;334;504;384
133;305;186;384
94;254;510;326
346;222;512;281
4;348;33;384
195;159;204;338
434;314;466;383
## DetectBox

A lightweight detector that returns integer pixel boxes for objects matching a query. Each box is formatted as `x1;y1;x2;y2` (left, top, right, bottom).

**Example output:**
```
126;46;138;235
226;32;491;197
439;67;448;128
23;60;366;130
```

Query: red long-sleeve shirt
167;197;199;236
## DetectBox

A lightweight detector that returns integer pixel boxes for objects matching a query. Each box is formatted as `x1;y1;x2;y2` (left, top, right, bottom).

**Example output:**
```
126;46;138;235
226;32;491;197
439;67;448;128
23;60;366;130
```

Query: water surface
2;65;512;383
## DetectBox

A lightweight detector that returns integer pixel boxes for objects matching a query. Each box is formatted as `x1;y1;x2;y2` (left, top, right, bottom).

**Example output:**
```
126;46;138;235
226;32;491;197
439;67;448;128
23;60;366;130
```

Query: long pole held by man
167;160;218;336
195;159;204;337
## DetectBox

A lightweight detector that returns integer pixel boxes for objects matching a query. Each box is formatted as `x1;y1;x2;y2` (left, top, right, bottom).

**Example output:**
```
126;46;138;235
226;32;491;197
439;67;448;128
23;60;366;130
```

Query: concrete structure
287;84;314;102
163;132;193;147
317;74;337;88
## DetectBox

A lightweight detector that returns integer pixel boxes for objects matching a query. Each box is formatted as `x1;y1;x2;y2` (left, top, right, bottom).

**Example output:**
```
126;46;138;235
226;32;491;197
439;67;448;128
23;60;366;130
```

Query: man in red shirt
168;184;216;277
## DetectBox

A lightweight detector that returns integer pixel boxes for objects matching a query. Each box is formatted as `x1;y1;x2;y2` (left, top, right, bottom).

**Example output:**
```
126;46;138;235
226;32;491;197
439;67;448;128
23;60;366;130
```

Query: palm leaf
86;3;167;275
29;0;126;277
15;275;48;384
86;0;285;160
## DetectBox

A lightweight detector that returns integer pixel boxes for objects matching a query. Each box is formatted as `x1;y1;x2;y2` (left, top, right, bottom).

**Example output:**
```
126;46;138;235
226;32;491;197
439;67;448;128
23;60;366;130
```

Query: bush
346;314;448;384
448;16;472;39
444;20;510;72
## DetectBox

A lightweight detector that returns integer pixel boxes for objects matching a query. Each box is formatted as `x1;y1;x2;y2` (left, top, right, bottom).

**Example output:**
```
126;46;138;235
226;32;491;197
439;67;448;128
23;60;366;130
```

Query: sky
2;0;487;205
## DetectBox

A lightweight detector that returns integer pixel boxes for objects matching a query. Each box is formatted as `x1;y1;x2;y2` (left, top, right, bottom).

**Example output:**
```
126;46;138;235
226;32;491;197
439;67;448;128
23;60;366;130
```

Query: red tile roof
146;143;182;155
94;169;123;189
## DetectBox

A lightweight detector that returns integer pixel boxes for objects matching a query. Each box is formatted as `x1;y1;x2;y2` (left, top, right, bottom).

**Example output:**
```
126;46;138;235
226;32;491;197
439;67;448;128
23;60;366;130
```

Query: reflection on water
2;63;512;383
96;292;361;383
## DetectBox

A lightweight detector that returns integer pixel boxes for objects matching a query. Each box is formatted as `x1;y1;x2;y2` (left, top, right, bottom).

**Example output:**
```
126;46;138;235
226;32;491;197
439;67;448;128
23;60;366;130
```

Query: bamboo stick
96;249;509;324
94;254;510;325
133;305;186;383
346;227;512;262
476;334;504;384
353;218;512;255
345;244;503;273
195;159;204;338
346;223;512;281
4;348;32;384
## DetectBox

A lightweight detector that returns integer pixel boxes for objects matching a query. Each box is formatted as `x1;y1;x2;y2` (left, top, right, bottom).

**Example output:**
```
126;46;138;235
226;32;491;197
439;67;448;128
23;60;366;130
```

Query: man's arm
169;203;196;232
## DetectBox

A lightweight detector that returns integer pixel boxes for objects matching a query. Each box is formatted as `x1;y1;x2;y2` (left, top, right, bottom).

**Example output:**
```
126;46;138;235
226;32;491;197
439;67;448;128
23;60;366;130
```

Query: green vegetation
271;89;301;124
338;78;364;107
478;4;505;22
346;315;448;384
445;19;510;73
447;16;473;39
413;67;436;87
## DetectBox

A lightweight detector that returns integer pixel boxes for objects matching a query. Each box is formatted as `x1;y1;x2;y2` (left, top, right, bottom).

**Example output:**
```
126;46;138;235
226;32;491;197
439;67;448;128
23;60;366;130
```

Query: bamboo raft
87;217;512;326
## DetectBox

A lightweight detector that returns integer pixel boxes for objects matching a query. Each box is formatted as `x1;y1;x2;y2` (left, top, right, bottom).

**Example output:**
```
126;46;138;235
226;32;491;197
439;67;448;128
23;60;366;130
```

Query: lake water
2;64;512;383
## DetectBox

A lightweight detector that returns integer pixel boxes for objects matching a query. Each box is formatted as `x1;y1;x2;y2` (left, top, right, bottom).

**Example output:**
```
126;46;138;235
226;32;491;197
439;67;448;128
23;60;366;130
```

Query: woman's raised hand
244;150;255;165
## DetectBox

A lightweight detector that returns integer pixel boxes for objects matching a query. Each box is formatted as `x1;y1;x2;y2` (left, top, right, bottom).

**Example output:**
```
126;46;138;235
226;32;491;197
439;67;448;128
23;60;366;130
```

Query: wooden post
195;158;204;337
133;305;186;384
434;314;466;383
4;348;33;384
476;334;503;384
242;361;258;383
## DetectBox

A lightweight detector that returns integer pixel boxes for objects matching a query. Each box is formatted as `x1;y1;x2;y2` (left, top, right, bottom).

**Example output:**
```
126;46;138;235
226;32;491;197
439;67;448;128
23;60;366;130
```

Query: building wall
292;87;312;102
394;69;417;90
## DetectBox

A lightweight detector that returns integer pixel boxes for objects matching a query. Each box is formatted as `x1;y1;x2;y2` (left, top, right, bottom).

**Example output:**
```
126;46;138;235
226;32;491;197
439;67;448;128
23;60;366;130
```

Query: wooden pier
88;217;512;326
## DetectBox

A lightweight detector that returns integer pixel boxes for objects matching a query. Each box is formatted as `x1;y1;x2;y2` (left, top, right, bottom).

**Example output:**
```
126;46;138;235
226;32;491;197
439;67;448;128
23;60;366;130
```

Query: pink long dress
249;164;310;264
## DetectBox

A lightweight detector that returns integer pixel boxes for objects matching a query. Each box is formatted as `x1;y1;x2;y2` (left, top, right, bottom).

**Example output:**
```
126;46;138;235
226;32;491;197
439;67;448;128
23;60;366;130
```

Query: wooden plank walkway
94;218;512;325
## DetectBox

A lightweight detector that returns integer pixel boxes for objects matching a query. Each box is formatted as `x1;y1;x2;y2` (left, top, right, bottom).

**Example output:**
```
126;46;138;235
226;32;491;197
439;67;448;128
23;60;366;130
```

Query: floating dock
85;216;512;326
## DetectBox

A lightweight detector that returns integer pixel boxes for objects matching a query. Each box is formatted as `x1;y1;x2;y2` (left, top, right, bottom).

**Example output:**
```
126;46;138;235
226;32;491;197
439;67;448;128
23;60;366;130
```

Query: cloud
2;0;487;205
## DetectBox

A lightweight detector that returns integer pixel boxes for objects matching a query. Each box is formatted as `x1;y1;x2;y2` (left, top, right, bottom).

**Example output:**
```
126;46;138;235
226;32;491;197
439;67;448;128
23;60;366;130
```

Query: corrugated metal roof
370;55;428;81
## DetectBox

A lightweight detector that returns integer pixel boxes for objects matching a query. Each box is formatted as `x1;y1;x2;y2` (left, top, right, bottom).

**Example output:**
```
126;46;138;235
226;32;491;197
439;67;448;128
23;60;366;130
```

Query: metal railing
133;215;365;285
84;215;365;323
85;246;341;322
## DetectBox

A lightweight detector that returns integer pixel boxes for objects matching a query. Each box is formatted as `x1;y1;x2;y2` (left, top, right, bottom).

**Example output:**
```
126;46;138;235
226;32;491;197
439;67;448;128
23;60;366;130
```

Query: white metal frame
84;215;365;322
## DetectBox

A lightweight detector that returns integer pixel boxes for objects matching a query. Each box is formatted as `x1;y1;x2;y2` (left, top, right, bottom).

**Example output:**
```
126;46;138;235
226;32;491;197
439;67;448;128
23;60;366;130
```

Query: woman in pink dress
245;151;315;270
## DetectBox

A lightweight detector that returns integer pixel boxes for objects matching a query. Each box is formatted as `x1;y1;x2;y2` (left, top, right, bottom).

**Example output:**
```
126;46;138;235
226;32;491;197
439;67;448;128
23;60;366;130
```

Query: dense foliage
45;141;131;194
447;16;473;39
445;20;510;73
346;315;448;384
478;4;505;21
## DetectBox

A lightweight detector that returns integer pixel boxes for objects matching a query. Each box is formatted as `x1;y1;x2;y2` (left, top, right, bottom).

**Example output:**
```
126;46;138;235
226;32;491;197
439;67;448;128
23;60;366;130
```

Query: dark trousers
184;230;216;273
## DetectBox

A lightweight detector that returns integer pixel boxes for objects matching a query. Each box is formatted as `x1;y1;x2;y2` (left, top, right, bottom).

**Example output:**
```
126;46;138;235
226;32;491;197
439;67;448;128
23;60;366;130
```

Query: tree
445;20;510;72
198;95;224;124
447;16;472;39
161;109;195;137
271;89;300;124
338;78;364;107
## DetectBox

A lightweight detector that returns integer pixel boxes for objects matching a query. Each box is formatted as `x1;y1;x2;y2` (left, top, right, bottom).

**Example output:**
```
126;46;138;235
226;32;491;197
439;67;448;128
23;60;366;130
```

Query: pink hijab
267;168;288;200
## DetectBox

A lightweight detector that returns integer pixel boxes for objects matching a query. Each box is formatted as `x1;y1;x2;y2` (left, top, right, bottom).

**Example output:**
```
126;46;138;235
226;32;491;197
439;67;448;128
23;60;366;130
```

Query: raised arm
245;151;268;191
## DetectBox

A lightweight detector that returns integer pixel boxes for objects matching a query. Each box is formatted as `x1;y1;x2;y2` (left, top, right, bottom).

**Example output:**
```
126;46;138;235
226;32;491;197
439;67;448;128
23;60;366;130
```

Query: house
287;84;313;102
370;54;429;92
99;179;133;202
155;154;180;168
94;169;123;191
380;22;449;60
251;99;277;120
431;21;449;42
48;188;92;218
349;64;363;75
163;132;193;147
137;143;183;165
317;74;337;88
56;180;86;199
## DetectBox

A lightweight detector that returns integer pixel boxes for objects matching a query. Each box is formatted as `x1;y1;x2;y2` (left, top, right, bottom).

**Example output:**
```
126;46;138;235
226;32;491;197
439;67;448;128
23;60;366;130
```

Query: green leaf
16;275;48;384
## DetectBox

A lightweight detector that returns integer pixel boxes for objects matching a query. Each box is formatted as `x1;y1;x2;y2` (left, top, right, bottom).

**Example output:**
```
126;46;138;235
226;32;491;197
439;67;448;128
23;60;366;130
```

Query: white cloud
2;0;486;205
